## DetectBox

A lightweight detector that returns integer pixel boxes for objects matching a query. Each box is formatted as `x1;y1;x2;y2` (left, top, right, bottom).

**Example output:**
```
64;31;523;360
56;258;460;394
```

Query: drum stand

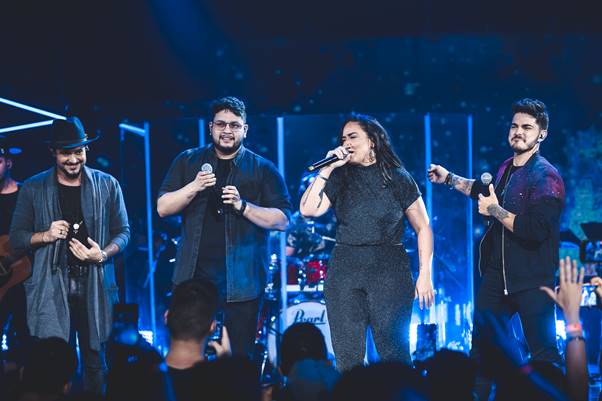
255;288;283;386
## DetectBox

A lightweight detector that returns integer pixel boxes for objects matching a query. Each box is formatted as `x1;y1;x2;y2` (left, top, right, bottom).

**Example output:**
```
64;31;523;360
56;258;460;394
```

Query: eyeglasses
211;120;245;132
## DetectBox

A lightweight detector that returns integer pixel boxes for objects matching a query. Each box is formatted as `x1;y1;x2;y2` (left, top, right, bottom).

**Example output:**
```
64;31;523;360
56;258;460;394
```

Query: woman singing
300;114;434;370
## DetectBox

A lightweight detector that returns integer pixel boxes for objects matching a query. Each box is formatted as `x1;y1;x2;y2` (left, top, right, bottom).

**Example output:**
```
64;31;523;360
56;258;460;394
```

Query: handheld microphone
200;163;224;215
201;163;213;174
481;172;492;187
479;172;493;227
307;155;340;172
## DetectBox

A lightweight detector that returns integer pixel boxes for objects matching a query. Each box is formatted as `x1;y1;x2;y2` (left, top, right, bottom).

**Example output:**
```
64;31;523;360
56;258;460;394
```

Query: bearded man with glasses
158;96;292;358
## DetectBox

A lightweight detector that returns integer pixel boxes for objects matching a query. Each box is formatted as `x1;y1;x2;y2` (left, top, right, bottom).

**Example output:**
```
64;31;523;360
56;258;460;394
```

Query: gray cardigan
9;166;130;350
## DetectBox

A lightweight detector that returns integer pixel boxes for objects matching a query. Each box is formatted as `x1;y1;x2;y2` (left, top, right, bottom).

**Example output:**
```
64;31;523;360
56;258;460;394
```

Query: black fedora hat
46;117;99;149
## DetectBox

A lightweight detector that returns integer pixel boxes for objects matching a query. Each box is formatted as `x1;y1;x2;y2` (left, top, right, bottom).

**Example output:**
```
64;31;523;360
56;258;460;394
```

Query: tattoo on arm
316;189;324;209
301;180;316;207
487;204;509;221
451;175;474;196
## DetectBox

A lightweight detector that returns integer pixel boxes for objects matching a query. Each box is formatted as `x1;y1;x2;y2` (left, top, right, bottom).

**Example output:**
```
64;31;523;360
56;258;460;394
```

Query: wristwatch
99;250;108;263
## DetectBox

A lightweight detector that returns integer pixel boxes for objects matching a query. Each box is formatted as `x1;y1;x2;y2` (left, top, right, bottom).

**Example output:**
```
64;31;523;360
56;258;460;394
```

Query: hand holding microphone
307;146;351;172
194;163;217;193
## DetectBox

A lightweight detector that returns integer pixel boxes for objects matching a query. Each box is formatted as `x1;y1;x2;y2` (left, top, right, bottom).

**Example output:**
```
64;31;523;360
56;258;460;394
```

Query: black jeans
195;258;260;358
220;298;260;358
67;272;107;394
471;267;561;401
0;283;29;364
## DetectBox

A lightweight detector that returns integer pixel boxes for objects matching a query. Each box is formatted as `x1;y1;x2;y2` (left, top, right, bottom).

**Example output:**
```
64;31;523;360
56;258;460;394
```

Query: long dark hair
339;113;402;185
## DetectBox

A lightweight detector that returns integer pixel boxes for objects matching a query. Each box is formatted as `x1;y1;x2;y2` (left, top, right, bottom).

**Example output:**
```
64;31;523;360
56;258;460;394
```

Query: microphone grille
201;163;213;173
481;172;493;185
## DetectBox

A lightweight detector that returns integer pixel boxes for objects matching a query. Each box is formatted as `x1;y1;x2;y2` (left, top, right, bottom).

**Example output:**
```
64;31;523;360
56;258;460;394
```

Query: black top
57;183;90;265
323;164;421;246
157;145;292;301
195;158;232;297
489;163;522;270
168;365;209;401
0;190;19;236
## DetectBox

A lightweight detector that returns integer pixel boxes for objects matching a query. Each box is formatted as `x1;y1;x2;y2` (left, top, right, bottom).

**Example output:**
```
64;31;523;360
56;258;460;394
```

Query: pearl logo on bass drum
292;308;327;325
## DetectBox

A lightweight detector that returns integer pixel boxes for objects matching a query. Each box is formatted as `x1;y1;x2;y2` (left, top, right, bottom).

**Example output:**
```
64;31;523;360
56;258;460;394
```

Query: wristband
444;172;454;187
237;199;248;216
566;335;585;345
566;322;582;333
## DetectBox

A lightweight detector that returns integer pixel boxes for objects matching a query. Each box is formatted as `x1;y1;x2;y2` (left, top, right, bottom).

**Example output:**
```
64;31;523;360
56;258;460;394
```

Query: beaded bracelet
566;335;585;345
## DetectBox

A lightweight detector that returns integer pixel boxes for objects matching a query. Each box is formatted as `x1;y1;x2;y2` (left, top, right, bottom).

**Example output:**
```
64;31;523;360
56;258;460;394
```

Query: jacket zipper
501;172;514;296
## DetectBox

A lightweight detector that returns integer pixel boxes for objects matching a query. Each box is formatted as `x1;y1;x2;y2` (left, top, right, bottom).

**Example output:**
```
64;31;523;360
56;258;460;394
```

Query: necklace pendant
73;223;80;235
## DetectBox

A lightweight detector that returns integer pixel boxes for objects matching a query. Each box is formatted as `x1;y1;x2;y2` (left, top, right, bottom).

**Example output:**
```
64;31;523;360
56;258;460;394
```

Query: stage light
0;120;54;134
139;330;154;345
0;97;66;120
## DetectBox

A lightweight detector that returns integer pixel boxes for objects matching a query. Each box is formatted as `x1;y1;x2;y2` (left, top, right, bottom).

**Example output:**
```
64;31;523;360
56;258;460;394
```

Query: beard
510;136;539;155
59;163;83;180
213;137;242;155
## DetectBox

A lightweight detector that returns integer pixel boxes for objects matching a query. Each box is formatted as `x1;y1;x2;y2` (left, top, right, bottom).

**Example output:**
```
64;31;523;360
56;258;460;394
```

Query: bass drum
268;298;334;364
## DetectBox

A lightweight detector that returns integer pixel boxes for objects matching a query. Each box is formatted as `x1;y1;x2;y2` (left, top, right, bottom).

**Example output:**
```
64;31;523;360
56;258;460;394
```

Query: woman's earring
369;149;376;162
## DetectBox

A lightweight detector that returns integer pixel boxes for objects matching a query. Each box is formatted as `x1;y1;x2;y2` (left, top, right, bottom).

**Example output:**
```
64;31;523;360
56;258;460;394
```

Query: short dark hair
279;323;327;376
511;98;549;130
21;337;77;396
167;279;219;341
210;96;247;121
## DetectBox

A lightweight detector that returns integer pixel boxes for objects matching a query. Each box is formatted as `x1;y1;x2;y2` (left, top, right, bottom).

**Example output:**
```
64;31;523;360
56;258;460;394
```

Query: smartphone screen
209;311;224;342
581;285;598;307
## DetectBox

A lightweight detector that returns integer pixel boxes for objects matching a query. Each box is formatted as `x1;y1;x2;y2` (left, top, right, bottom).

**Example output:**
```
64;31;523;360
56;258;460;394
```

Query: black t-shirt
0;190;19;236
195;158;233;295
489;163;523;270
57;183;90;265
323;164;421;246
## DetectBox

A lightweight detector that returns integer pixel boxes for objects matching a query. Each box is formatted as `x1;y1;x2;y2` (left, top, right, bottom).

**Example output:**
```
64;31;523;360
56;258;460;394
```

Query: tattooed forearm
316;189;325;209
451;174;474;196
487;204;510;221
301;179;316;207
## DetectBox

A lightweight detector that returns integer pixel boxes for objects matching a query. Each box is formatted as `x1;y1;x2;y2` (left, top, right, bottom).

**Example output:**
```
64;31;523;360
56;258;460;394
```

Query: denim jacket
159;145;291;302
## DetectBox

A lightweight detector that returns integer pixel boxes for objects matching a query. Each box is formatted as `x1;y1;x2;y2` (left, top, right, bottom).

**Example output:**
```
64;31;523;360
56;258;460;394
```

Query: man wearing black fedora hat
9;117;130;393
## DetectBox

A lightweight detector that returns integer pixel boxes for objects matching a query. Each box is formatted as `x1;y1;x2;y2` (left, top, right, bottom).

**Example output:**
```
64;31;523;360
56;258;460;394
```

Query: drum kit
255;212;336;372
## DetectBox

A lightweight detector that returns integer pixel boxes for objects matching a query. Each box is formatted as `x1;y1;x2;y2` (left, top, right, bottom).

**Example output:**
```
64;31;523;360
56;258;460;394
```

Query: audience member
19;337;77;401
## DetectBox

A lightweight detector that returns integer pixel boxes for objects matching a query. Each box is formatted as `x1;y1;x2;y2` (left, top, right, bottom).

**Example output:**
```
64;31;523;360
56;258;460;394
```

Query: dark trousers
0;283;29;364
194;259;260;358
471;268;561;401
220;298;260;358
67;273;107;394
324;245;415;372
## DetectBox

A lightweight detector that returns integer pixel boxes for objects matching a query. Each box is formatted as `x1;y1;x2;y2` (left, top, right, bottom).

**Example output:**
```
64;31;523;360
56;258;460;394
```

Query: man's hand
208;325;232;358
192;171;216;193
478;184;499;216
427;164;450;184
44;220;70;243
222;186;243;212
415;274;435;310
69;237;104;263
541;256;584;324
